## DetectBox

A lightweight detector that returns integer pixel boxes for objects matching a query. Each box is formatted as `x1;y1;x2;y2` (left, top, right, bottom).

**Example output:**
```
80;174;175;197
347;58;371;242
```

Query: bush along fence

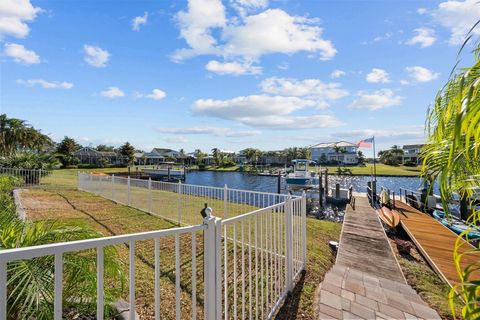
0;172;306;320
0;167;50;186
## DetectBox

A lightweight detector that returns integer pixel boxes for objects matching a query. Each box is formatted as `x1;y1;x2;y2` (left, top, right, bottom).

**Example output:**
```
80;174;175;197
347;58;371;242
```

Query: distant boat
284;159;317;187
432;210;480;240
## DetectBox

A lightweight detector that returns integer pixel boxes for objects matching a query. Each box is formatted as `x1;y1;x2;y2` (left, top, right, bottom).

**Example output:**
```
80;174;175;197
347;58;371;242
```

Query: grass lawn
22;169;341;319
315;163;422;177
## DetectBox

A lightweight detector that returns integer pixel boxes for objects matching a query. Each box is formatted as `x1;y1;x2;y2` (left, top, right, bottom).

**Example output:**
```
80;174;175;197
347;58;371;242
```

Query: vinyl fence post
111;174;115;202
127;176;131;206
203;212;219;320
223;184;228;218
301;191;307;267
148;178;152;213
0;259;7;320
285;195;293;292
177;181;182;225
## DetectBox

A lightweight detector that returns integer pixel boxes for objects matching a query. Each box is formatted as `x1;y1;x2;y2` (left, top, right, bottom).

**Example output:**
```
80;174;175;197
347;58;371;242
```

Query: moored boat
284;159;318;188
432;210;480;239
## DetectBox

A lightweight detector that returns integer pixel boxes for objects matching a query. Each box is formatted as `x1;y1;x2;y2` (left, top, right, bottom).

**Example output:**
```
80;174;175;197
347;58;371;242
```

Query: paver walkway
316;197;440;319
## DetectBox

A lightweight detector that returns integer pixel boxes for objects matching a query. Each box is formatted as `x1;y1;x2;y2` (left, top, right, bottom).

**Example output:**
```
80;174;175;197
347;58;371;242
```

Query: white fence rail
78;172;291;226
0;173;306;320
0;167;49;186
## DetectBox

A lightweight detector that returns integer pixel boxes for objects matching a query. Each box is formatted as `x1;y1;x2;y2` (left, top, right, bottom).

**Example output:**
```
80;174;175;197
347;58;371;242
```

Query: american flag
356;137;374;148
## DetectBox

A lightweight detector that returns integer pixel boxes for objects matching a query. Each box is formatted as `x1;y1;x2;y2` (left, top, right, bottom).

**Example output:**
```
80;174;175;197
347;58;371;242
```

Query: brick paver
316;197;440;319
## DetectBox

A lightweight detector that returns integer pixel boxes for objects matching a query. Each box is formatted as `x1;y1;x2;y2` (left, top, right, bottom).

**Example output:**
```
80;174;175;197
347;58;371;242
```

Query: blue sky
1;0;478;156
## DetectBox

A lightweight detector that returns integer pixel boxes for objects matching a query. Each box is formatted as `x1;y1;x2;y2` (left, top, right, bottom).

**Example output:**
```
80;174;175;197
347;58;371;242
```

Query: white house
141;148;184;164
310;141;358;165
402;144;425;165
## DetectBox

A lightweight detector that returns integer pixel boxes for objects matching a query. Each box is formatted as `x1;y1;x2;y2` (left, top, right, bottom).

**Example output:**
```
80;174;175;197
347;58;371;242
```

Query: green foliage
95;144;115;152
378;145;404;165
0;152;59;170
422;36;480;318
0;176;124;319
0;114;53;156
357;151;366;164
56;137;81;167
118;142;136;166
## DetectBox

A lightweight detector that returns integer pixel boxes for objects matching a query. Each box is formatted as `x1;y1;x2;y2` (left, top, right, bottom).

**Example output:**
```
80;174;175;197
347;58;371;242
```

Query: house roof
311;141;356;148
402;144;425;149
73;147;120;157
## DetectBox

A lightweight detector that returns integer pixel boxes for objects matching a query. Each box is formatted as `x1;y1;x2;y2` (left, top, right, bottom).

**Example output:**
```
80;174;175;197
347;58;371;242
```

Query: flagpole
372;136;377;182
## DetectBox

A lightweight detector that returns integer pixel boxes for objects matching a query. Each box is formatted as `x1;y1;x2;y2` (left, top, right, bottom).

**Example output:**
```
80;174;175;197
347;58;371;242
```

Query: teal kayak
432;210;480;239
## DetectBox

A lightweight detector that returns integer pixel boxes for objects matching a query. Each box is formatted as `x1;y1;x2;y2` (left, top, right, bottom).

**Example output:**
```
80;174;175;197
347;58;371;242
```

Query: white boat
284;159;318;187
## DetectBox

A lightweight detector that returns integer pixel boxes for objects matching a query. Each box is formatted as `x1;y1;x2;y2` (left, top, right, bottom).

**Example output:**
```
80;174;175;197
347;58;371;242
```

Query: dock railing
0;173;306;320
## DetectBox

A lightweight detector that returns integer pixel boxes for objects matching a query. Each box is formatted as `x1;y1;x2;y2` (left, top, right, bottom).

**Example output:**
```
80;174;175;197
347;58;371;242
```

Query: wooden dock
316;196;440;319
395;201;480;287
336;196;405;283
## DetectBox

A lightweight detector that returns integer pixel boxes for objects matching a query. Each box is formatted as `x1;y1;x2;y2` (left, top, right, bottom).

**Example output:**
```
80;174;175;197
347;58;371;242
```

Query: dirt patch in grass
387;228;463;319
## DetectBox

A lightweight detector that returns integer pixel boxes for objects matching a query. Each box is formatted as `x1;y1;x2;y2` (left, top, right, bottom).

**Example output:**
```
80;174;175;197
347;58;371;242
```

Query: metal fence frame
0;172;307;320
0;167;49;186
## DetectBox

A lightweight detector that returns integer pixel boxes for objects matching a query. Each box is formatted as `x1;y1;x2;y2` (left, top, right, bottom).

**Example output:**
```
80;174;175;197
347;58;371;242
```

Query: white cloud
366;68;391;83
277;62;289;70
330;70;345;79
16;79;73;89
206;60;262;75
100;86;125;98
4;43;40;64
417;8;427;15
146;89;167;100
192;94;342;129
231;0;268;17
0;0;42;38
405;66;440;82
83;44;110;68
173;2;336;63
349;89;403;111
373;32;392;42
157;126;261;137
174;0;226;59
434;0;480;45
132;12;148;31
222;9;336;60
260;77;348;106
406;28;436;48
400;80;409;85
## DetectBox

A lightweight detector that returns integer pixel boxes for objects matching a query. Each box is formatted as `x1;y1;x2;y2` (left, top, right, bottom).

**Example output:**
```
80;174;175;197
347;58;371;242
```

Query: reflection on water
185;170;438;195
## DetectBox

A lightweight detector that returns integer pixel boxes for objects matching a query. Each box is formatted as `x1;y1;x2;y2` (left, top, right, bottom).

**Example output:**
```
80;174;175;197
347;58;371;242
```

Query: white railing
0;223;206;320
0;167;49;186
216;196;306;319
78;172;291;226
0;173;306;320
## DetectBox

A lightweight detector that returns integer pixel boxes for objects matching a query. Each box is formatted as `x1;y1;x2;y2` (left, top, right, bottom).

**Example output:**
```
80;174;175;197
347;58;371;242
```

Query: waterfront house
73;147;125;165
402;144;425;165
310;141;358;165
142;148;184;164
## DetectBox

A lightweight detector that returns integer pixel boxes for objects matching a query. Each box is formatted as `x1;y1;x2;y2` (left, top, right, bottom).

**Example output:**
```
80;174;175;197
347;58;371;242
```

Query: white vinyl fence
0;172;306;320
0;167;49;186
78;172;290;226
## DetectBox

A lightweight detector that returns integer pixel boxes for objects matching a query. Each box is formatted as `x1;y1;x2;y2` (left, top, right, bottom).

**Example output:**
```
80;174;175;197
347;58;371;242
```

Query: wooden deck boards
336;197;406;283
395;201;480;287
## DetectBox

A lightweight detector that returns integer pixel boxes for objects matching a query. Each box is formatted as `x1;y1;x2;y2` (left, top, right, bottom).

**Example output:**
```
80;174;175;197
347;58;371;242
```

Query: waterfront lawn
317;163;422;176
24;170;341;319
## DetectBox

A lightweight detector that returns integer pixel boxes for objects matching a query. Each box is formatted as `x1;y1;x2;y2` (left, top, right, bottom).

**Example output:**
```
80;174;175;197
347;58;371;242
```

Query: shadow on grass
274;270;306;320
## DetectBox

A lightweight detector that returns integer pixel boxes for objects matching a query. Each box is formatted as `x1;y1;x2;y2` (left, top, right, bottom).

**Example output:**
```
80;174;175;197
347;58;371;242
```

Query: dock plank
395;201;480;287
336;197;405;283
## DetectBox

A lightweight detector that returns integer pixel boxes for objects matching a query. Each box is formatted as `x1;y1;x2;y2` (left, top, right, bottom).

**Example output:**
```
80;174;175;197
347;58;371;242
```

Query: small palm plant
422;35;480;318
0;176;125;319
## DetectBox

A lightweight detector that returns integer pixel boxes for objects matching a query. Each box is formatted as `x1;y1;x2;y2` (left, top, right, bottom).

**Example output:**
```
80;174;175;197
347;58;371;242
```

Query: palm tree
211;148;221;166
0;176;124;319
0;115;52;156
422;36;480;318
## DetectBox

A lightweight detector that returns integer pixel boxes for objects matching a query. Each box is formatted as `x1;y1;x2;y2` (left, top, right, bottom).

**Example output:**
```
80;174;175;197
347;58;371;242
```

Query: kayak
377;206;401;229
432;210;480;239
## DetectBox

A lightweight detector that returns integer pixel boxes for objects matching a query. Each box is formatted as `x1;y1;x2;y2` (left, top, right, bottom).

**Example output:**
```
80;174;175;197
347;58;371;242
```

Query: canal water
184;171;439;195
